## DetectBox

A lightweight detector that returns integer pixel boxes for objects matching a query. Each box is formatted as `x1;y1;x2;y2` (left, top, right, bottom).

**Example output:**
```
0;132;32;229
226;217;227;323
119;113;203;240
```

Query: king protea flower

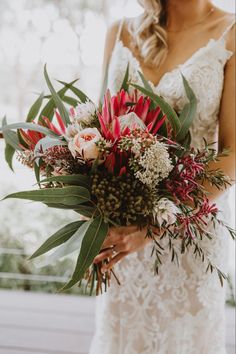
98;89;166;141
19;111;66;150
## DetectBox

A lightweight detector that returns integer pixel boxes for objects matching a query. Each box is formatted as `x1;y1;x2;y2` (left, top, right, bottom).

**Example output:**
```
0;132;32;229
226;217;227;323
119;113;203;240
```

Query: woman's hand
93;225;151;273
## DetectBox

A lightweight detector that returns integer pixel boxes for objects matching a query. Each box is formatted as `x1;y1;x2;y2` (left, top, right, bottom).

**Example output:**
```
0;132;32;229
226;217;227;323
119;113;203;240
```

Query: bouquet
1;65;235;295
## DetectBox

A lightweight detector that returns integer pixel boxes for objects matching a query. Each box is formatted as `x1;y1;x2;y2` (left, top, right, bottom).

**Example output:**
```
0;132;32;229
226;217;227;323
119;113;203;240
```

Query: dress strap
116;18;126;42
219;18;235;40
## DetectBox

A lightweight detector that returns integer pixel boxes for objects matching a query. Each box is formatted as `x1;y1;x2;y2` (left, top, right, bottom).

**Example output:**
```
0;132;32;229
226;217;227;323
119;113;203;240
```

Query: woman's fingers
103;234;121;248
103;225;138;248
94;240;129;264
93;248;114;264
101;252;128;272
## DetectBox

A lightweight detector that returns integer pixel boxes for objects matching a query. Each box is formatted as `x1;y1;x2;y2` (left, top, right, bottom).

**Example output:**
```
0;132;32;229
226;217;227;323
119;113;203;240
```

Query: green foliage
120;64;130;91
41;174;91;189
3;186;91;206
29;220;85;260
2;122;58;137
4;143;15;171
26;92;44;122
39;79;78;122
176;75;197;143
57;80;90;103
44;65;71;125
62;216;109;291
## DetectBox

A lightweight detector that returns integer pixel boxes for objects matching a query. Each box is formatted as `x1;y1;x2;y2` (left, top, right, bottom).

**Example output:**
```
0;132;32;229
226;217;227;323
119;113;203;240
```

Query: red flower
98;89;166;141
19;111;66;150
165;153;205;202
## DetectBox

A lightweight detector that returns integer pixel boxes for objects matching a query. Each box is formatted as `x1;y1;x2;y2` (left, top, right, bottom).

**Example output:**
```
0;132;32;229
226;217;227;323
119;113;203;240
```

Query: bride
89;1;235;353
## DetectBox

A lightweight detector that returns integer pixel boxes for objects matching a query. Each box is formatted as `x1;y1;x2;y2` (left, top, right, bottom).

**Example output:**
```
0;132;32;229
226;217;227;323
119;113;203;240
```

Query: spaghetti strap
220;18;235;40
116;18;126;42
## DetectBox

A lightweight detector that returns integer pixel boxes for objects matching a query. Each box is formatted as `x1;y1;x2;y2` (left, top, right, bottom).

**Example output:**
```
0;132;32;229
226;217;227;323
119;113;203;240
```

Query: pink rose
69;128;101;160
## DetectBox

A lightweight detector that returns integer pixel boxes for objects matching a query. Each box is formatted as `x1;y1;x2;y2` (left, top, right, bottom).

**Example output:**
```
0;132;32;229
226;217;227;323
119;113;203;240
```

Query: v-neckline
115;36;228;89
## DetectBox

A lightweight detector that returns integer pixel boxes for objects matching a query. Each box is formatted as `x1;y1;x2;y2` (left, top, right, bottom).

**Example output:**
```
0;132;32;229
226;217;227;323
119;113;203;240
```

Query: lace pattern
89;22;234;354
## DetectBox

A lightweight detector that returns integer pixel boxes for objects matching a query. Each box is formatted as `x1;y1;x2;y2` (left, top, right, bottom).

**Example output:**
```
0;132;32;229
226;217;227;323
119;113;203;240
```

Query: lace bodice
89;19;235;354
108;36;233;149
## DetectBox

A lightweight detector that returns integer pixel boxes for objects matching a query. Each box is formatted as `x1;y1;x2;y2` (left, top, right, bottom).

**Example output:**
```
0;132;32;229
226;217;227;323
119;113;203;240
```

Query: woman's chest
108;38;232;148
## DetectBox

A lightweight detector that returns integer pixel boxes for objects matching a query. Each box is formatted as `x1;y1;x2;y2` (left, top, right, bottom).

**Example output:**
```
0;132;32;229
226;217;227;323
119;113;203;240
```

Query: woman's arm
201;27;235;201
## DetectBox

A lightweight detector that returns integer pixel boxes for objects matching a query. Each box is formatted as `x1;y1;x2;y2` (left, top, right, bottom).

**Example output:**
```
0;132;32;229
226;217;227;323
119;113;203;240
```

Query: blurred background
0;1;235;353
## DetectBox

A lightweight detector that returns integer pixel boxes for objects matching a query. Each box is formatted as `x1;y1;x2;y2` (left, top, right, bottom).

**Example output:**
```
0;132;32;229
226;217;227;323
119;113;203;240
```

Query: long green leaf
45;204;98;217
34;161;41;185
131;83;181;134
61;216;108;291
29;220;85;260
138;71;154;92
45;203;87;210
3;186;91;205
2;122;58;137
1;117;22;151
44;65;70;125
44;94;79;107
57;80;89;104
74;205;99;218
26;92;44;122
61;95;79;107
39;79;78;122
49;220;92;263
41;174;90;188
120;64;130;91
176;75;197;142
5;143;15;171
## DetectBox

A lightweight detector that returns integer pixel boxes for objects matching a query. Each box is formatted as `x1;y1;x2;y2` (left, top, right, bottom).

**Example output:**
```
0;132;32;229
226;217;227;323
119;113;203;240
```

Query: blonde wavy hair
130;0;168;68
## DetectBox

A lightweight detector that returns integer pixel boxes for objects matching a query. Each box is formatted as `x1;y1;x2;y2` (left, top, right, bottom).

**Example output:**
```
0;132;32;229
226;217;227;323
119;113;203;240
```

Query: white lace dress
89;21;235;354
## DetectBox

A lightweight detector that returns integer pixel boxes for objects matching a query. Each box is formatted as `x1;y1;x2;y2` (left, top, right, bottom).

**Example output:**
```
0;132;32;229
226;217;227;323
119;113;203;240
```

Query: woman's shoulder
107;16;141;46
209;7;235;33
207;7;235;51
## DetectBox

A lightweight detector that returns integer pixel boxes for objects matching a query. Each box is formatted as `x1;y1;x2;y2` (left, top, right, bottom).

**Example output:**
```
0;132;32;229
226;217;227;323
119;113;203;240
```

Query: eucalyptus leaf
41;174;91;189
74;205;99;218
61;216;109;291
26;92;44;122
57;80;90;103
138;71;154;92
34;160;41;185
45;203;86;210
5;143;15;171
39;79;78;122
44;65;70;126
120;64;130;91
61;95;79;107
3;186;91;206
176;75;197;142
2;122;58;137
48;219;92;263
29;220;85;260
1;117;22;151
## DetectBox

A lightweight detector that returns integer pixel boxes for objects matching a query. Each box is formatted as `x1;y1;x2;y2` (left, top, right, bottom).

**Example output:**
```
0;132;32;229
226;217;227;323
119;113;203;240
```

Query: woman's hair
129;0;168;68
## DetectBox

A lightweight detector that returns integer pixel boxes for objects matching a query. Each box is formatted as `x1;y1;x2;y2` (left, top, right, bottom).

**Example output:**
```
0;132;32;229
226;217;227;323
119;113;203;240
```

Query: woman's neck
166;0;213;31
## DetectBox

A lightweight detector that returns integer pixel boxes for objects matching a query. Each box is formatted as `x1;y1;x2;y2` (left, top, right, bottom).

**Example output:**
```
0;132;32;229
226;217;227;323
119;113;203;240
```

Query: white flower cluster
135;141;173;188
130;138;142;157
153;198;180;227
71;100;97;125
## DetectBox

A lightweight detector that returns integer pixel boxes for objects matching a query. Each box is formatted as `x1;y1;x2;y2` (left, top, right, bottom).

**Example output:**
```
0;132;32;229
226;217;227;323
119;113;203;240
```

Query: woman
89;1;235;353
